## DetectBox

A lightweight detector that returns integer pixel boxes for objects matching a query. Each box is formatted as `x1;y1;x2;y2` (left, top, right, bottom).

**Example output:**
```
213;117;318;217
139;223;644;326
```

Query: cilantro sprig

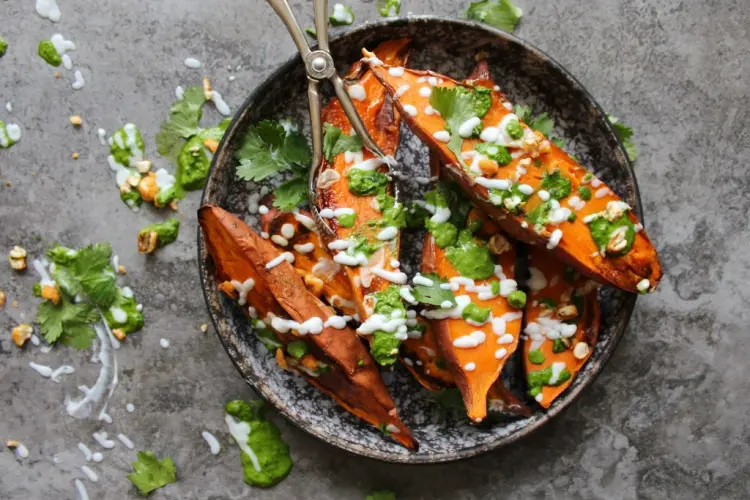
323;122;363;162
430;87;490;168
235;120;311;182
35;243;144;349
608;115;638;161
127;451;177;496
467;0;523;33
156;86;207;165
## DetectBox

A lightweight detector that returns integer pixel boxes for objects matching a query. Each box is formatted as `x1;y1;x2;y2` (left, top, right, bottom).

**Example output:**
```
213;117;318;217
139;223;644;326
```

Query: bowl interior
199;17;638;463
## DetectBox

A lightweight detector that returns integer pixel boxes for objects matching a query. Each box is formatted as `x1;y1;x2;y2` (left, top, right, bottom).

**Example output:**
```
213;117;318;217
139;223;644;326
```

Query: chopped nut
200;323;208;333
275;347;288;370
561;336;572;348
134;160;152;174
168;200;179;211
41;284;61;305
11;300;18;308
488;234;512;255
556;304;578;321
606;226;629;254
117;265;127;274
316;169;340;189
573;342;590;360
126;175;140;187
605;201;629;221
72;152;80;159
538;139;551;153
137;231;158;254
478;158;499;176
203;138;219;153
0;291;6;307
69;115;83;126
5;440;20;449
303;274;325;297
12;324;33;347
202;76;213;100
8;246;27;271
112;328;126;341
137;172;158;202
300;354;318;370
54;72;61;79
119;183;132;194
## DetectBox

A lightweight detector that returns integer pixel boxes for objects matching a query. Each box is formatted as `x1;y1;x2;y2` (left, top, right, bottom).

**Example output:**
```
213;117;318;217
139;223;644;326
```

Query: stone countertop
1;0;748;498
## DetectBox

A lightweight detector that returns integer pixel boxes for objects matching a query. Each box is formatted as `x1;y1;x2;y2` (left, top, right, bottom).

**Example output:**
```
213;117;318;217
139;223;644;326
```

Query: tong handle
330;75;389;160
313;0;330;52
266;0;311;59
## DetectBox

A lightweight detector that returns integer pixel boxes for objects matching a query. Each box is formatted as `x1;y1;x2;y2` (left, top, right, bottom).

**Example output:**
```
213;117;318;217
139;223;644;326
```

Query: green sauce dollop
37;40;61;66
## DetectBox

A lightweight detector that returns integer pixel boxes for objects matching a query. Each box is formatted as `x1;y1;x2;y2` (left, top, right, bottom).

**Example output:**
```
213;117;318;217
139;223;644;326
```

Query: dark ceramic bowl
199;16;640;463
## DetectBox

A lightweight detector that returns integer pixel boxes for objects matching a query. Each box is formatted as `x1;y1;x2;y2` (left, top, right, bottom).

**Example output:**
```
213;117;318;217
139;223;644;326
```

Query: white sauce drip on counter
202;431;221;455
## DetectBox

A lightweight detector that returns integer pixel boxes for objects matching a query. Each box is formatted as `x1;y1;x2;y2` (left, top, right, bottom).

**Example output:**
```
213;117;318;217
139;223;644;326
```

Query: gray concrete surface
1;0;749;498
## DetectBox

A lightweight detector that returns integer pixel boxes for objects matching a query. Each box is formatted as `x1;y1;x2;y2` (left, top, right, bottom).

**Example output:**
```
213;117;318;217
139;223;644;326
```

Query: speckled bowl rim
198;16;641;464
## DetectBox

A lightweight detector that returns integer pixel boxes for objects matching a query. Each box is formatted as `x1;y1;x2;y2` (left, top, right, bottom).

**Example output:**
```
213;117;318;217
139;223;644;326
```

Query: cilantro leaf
367;490;397;500
127;451;177;496
608;115;638;161
273;176;308;211
412;273;456;307
467;0;523;33
156;86;207;164
36;297;99;347
377;0;401;16
514;104;532;122
59;323;97;350
528;111;554;137
429;87;481;168
323;123;363;161
235;120;311;182
73;243;118;307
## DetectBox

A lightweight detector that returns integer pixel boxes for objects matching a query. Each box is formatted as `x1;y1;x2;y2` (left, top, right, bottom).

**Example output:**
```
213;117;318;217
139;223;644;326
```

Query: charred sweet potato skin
523;246;601;409
199;205;417;449
366;62;662;293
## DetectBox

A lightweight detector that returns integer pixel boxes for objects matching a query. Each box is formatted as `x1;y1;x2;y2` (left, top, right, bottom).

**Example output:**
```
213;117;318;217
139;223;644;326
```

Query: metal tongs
266;0;396;233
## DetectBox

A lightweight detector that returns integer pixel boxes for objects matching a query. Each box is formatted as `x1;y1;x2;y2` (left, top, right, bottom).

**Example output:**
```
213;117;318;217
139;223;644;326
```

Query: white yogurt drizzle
202;431;222;455
36;0;61;22
225;414;261;472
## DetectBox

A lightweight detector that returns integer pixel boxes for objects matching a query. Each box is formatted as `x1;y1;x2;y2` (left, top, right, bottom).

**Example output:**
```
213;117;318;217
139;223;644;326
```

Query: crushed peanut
203;138;219;153
137;172;158;202
488;234;512;255
126;175;141;187
69;115;83;126
0;291;5;307
5;440;20;449
606;227;629;254
573;342;590;360
134;160;152;174
72;152;80;159
117;265;127;274
54;72;61;79
556;304;578;321
168;200;179;211
202;76;213;100
137;231;158;254
112;328;126;341
200;323;208;333
303;274;325;297
41;284;61;305
12;324;33;347
8;246;27;271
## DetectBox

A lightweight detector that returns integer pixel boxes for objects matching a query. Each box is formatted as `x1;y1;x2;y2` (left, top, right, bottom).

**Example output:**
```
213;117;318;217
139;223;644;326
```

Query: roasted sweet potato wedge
523;246;600;408
420;168;524;423
259;200;357;316
199;205;417;449
401;316;454;390
365;56;662;294
314;39;412;366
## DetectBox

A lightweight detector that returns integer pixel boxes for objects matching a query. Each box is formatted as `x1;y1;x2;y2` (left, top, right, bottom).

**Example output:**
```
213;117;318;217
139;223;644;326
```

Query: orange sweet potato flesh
199;205;417;449
523;246;600;409
401;317;454;390
366;59;662;294
421;153;523;423
315;39;411;320
259;200;357;316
